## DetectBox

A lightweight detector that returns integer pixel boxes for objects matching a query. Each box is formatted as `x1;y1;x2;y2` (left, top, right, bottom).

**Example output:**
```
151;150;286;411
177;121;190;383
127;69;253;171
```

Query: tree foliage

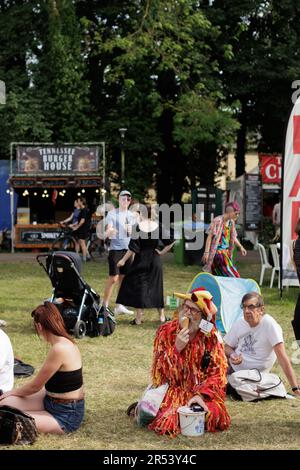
1;1;300;200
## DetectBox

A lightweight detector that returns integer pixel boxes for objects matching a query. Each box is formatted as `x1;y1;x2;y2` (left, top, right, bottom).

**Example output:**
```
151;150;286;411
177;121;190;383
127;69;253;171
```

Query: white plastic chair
269;244;280;288
257;243;272;286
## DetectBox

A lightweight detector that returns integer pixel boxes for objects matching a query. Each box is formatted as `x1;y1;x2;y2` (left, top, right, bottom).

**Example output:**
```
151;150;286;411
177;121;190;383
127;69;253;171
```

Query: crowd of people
0;190;300;441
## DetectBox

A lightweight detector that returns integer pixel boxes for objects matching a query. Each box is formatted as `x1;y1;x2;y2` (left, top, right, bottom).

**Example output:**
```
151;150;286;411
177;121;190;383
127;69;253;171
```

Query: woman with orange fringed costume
148;288;230;437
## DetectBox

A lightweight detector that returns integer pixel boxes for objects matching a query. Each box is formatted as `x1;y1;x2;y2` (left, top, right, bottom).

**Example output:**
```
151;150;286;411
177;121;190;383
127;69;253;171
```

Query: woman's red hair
31;302;74;342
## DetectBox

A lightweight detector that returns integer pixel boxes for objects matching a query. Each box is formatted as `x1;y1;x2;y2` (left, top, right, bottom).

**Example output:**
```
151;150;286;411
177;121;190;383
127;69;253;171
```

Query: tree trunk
173;146;185;204
156;70;178;204
156;109;173;205
235;109;247;177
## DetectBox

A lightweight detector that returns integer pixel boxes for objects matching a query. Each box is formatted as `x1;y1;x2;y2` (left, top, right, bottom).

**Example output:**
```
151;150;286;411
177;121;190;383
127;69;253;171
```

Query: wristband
292;386;300;392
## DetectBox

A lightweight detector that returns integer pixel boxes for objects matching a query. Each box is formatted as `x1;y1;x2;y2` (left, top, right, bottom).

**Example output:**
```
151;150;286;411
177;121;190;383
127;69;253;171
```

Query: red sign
259;154;282;184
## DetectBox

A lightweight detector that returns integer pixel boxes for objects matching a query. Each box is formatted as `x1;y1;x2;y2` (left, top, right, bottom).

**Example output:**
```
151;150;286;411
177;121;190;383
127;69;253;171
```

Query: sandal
129;319;143;325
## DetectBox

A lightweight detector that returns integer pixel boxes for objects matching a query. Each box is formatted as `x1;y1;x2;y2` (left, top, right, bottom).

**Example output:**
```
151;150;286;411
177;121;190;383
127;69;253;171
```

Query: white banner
282;98;300;286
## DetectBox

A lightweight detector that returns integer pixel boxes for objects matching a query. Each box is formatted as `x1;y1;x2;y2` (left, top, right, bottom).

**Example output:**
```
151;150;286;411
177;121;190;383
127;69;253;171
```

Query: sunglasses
183;303;201;317
241;303;262;311
120;195;131;200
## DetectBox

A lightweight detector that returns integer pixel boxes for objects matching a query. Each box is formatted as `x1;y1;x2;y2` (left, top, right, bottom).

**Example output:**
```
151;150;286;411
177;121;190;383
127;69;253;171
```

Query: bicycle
86;229;108;260
51;225;78;252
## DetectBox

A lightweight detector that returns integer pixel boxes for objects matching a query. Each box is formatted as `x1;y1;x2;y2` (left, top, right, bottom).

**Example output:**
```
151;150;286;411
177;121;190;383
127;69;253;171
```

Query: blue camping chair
188;272;260;334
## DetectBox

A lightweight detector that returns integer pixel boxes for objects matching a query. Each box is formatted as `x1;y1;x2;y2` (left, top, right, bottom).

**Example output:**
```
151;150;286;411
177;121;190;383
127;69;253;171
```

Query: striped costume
203;215;240;277
148;319;230;437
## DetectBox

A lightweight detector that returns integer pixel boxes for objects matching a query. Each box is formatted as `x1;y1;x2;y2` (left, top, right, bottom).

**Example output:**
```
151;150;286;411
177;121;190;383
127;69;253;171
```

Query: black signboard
20;228;61;244
244;174;262;231
194;187;218;224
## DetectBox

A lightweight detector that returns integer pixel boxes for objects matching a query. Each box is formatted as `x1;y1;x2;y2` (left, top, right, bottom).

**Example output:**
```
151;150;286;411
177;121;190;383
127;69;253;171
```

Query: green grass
0;254;300;450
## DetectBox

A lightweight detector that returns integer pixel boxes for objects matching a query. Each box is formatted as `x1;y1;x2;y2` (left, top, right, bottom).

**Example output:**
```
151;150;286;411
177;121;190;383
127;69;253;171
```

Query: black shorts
73;230;88;241
108;249;132;276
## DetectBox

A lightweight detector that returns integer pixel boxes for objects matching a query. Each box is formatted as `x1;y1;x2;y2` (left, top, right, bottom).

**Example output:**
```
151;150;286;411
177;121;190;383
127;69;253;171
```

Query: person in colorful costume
202;202;246;277
148;288;230;437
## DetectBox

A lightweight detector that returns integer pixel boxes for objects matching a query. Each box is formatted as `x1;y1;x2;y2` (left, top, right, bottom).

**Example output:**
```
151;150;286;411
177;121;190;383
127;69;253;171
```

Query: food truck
9;143;105;251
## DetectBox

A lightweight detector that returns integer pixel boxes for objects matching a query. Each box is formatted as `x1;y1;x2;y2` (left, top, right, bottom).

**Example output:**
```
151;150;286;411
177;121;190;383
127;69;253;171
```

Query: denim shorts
44;395;85;433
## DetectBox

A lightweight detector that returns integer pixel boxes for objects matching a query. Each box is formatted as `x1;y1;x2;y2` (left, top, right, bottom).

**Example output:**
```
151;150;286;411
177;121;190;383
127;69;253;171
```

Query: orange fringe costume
148;319;230;437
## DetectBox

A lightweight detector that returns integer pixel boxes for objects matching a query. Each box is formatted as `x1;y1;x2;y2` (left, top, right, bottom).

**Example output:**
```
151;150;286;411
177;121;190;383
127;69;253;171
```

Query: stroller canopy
53;251;82;273
188;272;260;334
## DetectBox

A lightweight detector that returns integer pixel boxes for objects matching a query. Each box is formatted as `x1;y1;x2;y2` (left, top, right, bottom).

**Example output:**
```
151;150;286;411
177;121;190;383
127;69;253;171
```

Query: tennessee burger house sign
17;145;99;174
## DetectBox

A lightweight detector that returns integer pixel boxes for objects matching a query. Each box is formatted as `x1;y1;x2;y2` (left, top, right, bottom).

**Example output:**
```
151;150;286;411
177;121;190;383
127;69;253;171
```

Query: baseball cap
119;190;132;197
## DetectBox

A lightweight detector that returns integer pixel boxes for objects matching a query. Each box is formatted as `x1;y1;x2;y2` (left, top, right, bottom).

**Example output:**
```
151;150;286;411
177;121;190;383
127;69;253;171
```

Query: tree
0;1;50;157
206;0;300;176
33;0;94;142
87;0;238;202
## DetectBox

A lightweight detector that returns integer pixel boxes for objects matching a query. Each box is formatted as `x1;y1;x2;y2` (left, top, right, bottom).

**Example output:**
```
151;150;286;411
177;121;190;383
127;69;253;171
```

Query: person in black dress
116;205;175;325
71;196;90;262
292;218;300;345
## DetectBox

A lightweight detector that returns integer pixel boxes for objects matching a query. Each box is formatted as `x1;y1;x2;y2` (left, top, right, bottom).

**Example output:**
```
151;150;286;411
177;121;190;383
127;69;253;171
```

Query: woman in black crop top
292;218;300;345
0;302;84;434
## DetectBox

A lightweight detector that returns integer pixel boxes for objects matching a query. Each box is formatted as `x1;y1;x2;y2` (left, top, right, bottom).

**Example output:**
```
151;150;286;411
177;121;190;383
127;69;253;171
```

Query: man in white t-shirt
102;190;137;315
0;328;14;394
224;292;300;397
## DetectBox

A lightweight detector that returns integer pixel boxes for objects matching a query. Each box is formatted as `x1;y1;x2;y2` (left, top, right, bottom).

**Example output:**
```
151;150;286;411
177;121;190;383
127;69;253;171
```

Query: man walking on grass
102;190;136;315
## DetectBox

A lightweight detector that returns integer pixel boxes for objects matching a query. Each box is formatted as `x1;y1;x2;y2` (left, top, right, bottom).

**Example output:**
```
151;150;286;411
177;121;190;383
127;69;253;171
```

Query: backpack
0;405;38;445
97;306;116;337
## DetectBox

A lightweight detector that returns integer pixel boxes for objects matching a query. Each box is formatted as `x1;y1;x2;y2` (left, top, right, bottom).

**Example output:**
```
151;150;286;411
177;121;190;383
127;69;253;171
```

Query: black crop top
45;368;83;394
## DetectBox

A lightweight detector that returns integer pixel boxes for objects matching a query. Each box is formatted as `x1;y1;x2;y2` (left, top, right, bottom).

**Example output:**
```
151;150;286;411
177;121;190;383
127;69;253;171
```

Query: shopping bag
135;383;169;427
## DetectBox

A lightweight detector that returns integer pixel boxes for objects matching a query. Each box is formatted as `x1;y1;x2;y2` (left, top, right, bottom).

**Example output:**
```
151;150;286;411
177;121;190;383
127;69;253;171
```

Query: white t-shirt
0;328;14;392
224;314;283;372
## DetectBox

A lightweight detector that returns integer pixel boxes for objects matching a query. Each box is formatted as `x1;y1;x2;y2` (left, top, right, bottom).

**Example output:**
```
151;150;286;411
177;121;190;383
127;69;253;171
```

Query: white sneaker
114;304;134;315
0;319;7;327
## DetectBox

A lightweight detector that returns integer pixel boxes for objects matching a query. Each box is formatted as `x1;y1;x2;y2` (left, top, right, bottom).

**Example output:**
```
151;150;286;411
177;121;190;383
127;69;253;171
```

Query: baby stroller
37;251;116;339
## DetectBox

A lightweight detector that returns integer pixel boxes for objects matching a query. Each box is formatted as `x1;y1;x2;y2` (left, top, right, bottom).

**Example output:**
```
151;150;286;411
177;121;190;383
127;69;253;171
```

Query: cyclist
60;199;81;227
59;199;81;253
71;197;90;262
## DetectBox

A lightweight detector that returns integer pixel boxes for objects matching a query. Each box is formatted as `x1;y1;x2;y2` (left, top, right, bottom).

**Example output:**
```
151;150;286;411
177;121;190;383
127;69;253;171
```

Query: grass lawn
0;252;299;450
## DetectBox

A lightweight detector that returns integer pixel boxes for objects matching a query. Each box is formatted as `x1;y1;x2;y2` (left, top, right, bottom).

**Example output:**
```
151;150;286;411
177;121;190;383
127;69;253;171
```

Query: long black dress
116;224;172;309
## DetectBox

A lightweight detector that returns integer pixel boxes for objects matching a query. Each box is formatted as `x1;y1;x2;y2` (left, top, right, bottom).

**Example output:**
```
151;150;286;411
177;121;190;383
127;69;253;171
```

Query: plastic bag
135;383;168;427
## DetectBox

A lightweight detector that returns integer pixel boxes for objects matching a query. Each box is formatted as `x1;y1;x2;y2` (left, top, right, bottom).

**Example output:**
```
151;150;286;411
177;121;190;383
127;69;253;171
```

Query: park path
0;252;40;263
0;249;260;264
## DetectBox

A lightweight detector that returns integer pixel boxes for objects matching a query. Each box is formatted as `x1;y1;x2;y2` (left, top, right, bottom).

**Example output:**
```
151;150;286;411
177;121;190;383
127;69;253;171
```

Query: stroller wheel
74;320;86;339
